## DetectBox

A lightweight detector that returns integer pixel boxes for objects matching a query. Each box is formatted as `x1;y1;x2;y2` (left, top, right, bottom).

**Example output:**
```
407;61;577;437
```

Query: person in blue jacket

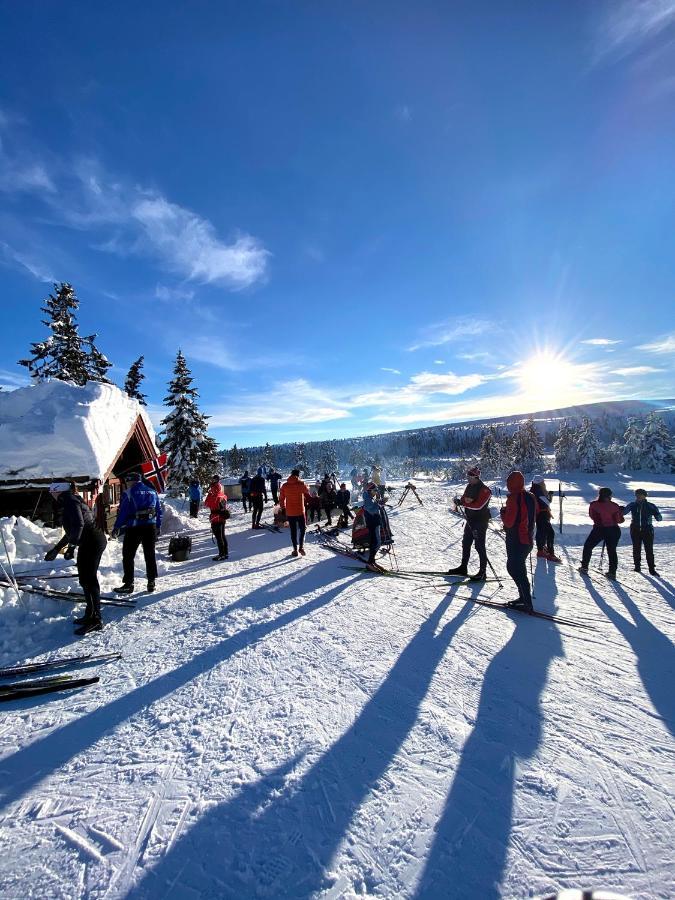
112;471;162;594
623;488;663;576
362;481;384;569
188;480;201;518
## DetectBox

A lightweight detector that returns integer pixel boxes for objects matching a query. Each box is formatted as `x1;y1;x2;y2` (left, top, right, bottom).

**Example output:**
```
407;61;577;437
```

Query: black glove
44;547;59;562
63;545;76;560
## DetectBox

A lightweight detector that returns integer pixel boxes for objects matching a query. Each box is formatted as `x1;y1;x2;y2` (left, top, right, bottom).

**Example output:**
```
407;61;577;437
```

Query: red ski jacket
588;500;624;527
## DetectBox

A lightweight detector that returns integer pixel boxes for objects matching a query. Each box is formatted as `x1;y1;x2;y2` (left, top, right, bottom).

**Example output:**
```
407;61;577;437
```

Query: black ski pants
122;525;158;585
288;515;306;550
365;511;381;563
339;504;354;523
211;521;228;557
241;492;250;512
581;525;621;573
322;502;334;525
535;512;555;553
271;485;279;504
460;519;488;573
505;537;532;603
308;506;321;523
631;525;655;571
77;525;107;620
251;496;264;527
189;500;199;518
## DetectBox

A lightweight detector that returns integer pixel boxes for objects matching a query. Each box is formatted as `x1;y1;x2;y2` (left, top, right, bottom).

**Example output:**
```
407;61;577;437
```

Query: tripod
397;482;423;507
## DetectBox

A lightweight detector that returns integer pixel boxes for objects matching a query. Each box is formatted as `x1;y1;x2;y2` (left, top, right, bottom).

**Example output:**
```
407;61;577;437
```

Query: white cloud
207;378;351;427
380;367;401;375
0;241;55;282
581;338;622;346
350;370;489;408
433;359;445;365
408;316;495;351
611;365;663;376
0;368;30;391
637;333;675;353
596;0;675;58
155;283;196;303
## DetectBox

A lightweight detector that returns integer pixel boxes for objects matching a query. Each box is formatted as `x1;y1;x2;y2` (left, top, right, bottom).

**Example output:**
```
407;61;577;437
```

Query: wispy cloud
581;337;622;346
433;359;445;365
637;332;675;353
407;316;496;351
155;283;196;303
611;365;663;376
394;104;412;123
208;378;351;427
351;370;489;408
0;241;55;282
0;368;30;391
596;0;675;59
380;367;401;375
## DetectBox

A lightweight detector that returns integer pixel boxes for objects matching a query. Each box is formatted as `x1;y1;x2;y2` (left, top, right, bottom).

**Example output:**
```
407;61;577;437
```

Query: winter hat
532;475;545;485
506;470;525;493
48;482;71;495
598;487;613;501
291;468;300;477
635;488;648;497
467;466;481;478
125;471;141;482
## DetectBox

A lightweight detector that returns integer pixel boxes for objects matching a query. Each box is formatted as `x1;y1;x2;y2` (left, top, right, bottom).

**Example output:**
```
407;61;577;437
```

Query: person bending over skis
447;466;492;582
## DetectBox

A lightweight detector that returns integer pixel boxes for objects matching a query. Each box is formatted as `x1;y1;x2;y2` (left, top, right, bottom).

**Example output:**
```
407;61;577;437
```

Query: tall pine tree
478;425;511;478
195;435;222;484
621;417;644;471
576;417;603;473
641;413;674;473
294;442;309;476
227;444;245;475
510;417;544;474
554;419;579;471
124;355;148;405
161;351;209;495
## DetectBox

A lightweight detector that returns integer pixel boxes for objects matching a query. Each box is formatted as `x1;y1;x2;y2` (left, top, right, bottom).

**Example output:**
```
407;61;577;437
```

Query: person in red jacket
279;469;311;557
447;466;492;581
204;478;229;561
579;487;625;579
500;470;537;611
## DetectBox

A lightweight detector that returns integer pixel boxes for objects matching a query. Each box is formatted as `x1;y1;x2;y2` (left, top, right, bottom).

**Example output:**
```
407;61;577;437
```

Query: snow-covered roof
0;380;157;485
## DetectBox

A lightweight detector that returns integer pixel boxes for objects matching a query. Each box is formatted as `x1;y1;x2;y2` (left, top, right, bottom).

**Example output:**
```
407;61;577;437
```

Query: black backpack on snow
168;534;192;562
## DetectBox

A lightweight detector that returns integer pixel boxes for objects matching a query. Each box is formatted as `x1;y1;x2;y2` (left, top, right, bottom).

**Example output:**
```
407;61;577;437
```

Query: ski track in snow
0;477;674;899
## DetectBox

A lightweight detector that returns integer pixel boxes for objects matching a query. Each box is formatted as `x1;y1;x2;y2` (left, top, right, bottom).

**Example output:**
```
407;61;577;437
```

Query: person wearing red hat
500;470;537;611
447;466;492;581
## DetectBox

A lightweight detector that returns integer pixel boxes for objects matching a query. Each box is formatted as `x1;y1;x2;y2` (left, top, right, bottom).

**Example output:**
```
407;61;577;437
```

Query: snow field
0;477;673;899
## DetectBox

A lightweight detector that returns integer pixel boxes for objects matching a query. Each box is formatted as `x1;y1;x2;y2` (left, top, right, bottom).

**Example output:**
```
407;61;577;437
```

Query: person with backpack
530;476;561;563
239;470;251;512
112;471;162;595
447;466;492;581
622;488;663;576
205;477;229;560
44;482;108;634
269;469;282;504
500;470;536;611
578;487;625;580
188;480;201;518
319;473;337;525
279;469;311;557
363;481;385;569
336;483;354;527
249;467;268;529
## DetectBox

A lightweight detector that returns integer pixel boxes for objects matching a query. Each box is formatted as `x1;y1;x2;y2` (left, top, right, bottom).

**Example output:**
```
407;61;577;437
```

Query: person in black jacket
269;469;282;504
44;482;107;634
335;483;354;527
249;467;268;529
239;471;251;512
319;474;337;525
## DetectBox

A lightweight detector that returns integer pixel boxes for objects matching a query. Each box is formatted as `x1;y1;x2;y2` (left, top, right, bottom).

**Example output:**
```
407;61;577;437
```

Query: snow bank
161;497;208;535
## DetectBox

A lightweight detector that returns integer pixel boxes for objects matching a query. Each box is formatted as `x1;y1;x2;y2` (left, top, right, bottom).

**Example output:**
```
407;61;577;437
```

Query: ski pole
529;547;536;599
458;505;502;587
599;541;606;572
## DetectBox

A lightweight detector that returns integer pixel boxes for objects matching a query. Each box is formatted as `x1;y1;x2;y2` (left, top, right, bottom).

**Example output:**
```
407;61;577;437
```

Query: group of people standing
448;466;663;613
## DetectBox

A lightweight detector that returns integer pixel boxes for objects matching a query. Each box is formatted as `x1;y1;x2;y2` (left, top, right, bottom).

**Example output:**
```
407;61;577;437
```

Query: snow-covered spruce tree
553;419;578;471
510;417;544;474
19;282;94;385
124;355;148;405
195;435;222;484
576;417;603;473
294;442;309;476
261;442;275;470
227;444;244;475
160;351;210;495
85;338;113;384
479;425;511;478
620;417;644;471
641;412;674;474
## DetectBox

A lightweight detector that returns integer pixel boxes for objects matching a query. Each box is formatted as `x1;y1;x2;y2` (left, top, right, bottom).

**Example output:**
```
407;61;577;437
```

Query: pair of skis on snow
0;651;121;701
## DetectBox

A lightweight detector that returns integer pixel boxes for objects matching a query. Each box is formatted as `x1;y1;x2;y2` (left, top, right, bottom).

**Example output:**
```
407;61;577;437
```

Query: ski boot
291;549;299;557
604;571;617;581
578;566;589;575
446;565;468;576
114;583;134;594
505;598;534;613
147;580;156;593
536;550;548;559
649;568;660;577
299;547;306;556
74;616;102;636
468;571;487;582
545;551;562;563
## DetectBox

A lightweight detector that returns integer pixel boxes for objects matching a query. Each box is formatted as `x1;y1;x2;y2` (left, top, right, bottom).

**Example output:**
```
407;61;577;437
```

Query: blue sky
1;1;674;448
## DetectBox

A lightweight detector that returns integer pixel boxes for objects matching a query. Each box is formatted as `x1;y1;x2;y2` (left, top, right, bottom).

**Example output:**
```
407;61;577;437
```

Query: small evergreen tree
261;442;275;470
85;338;113;384
641;413;674;473
160;351;210;495
195;435;222;484
620;417;644;471
479;425;511;478
294;442;309;476
124;355;148;405
554;419;578;471
510;417;544;474
227;444;245;475
576;417;603;473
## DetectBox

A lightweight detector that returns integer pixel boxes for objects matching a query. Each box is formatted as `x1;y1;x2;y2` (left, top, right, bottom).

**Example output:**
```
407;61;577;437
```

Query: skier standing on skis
112;471;161;595
363;481;384;568
579;487;624;580
336;482;354;527
249;468;268;529
319;473;337;525
269;469;282;505
204;477;229;560
188;480;201;518
279;469;312;557
447;466;492;581
500;470;536;611
622;488;662;576
530;476;561;562
44;482;107;634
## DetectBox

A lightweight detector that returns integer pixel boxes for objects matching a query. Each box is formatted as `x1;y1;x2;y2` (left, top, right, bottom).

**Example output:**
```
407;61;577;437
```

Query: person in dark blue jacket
239;471;251;512
269;469;282;504
623;489;663;576
44;482;107;634
188;480;202;518
112;472;162;594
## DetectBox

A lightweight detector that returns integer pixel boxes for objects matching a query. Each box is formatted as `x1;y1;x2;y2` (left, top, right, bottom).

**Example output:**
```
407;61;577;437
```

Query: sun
517;351;583;408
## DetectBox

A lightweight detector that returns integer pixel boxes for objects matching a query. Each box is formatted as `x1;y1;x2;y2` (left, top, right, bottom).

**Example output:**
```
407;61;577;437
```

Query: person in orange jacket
447;466;492;581
500;470;537;611
279;469;311;557
204;478;229;561
579;487;625;580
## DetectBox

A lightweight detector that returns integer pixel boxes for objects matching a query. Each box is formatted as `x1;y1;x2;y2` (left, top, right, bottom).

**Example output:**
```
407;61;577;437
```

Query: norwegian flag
140;453;168;493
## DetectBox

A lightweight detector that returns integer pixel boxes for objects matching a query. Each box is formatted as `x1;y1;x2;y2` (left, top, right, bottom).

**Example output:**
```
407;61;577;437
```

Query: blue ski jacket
114;482;162;531
188;484;202;502
622;500;662;529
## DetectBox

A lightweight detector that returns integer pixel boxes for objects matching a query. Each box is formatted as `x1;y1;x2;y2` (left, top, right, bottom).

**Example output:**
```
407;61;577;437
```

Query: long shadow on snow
587;579;675;736
0;562;355;814
128;597;473;900
415;587;563;900
643;575;675;611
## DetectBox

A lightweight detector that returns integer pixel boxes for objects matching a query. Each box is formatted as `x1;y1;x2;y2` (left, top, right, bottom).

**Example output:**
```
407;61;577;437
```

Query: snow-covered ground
0;475;673;899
